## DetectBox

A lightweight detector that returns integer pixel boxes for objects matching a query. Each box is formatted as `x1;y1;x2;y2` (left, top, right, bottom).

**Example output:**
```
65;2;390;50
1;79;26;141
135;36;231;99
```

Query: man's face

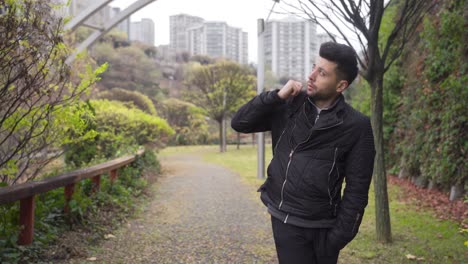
307;57;347;101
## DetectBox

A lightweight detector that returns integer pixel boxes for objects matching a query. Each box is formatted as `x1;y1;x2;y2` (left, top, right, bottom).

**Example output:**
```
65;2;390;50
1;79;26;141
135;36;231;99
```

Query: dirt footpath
81;153;278;263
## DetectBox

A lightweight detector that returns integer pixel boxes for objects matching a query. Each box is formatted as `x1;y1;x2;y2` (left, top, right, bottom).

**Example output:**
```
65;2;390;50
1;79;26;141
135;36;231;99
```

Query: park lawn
161;145;467;264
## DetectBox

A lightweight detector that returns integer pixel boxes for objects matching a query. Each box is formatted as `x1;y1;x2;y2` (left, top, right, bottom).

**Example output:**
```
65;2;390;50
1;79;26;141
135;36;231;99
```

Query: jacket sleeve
327;117;375;252
231;90;285;133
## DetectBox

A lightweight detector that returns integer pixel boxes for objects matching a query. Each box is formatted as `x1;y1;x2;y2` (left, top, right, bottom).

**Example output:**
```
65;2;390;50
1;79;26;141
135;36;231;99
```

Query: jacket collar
287;92;346;129
307;94;346;130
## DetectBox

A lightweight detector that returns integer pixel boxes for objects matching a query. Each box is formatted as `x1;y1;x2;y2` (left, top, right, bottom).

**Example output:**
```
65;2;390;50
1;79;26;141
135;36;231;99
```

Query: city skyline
108;0;283;63
61;0;336;80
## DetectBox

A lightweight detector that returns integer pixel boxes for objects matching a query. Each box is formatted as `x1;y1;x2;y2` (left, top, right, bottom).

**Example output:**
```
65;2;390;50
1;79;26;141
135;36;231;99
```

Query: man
231;42;375;264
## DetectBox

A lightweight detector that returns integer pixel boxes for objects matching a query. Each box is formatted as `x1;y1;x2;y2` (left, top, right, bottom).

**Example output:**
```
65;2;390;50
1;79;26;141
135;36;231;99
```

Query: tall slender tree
278;0;434;242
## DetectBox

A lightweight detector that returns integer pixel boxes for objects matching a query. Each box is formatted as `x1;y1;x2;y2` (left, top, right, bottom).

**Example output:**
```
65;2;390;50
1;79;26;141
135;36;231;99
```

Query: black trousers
271;216;340;264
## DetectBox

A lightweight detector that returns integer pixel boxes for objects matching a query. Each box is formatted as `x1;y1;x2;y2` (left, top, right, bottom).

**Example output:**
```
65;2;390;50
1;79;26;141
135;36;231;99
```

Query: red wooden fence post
18;196;35;245
110;169;118;184
91;175;101;193
64;184;75;214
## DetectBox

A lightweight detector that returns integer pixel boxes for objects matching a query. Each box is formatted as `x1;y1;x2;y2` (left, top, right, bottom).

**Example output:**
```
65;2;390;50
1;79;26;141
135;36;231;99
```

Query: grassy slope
160;145;467;264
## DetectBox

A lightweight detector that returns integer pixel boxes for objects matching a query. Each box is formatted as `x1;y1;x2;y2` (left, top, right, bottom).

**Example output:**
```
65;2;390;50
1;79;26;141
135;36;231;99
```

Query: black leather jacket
231;90;375;251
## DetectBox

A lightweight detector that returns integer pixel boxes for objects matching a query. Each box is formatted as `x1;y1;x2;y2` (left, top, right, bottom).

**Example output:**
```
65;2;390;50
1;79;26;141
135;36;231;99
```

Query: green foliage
0;149;159;263
348;81;372;117
64;101;99;168
96;88;157;116
395;0;467;188
64;98;172;166
91;100;174;158
161;98;210;145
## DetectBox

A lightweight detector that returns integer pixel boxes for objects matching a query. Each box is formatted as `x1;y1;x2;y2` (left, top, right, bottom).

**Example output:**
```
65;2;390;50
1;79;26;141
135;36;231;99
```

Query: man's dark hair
319;42;358;86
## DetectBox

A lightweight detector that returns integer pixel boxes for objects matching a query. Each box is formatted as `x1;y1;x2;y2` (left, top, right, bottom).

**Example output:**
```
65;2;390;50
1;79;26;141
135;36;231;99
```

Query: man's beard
309;90;337;102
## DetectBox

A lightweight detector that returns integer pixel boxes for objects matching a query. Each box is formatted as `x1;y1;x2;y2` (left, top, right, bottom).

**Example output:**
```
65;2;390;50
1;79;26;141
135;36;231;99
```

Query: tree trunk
222;117;227;152
218;120;225;153
237;132;241;150
370;74;392;243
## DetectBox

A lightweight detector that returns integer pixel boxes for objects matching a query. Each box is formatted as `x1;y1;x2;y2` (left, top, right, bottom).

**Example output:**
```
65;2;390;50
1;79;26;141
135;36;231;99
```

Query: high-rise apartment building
171;14;248;64
264;17;317;81
130;18;155;46
187;22;248;64
170;14;204;53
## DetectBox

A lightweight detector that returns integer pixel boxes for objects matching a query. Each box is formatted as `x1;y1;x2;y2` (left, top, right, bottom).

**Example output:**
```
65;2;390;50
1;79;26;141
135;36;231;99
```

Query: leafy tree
185;60;256;152
0;0;106;184
282;0;434;242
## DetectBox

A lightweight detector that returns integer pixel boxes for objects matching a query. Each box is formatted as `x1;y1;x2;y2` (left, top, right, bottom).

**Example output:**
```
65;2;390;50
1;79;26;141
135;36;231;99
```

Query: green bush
64;101;99;168
92;100;173;156
394;0;467;188
96;88;157;116
63;99;174;162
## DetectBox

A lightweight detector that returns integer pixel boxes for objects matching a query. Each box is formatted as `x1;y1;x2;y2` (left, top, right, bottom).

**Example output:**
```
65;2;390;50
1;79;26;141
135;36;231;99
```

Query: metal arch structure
65;0;114;31
65;0;157;64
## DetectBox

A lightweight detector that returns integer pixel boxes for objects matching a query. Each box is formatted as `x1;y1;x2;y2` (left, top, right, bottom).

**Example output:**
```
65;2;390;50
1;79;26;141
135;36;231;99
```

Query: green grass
161;145;467;264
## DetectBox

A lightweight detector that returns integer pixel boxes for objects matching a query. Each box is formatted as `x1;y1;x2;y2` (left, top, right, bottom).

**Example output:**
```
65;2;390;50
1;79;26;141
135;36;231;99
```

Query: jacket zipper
273;127;287;156
278;128;314;210
277;104;343;210
352;213;361;234
284;213;290;223
314;112;320;124
278;149;294;209
327;147;338;205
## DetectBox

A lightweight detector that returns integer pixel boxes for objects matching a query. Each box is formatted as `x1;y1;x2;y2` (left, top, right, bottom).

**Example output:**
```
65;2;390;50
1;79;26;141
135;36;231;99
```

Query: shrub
91;99;174;158
95;88;157;116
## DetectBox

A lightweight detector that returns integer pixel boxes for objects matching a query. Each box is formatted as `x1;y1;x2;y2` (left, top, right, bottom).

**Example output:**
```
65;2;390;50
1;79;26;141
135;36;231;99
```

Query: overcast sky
109;0;291;63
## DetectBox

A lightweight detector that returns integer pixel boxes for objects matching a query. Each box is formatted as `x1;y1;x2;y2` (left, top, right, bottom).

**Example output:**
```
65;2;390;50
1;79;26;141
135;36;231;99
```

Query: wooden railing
0;149;144;245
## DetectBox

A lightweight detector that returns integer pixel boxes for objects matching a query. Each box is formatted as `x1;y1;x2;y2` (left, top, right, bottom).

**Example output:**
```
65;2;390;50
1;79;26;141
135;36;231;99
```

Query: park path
83;153;278;263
